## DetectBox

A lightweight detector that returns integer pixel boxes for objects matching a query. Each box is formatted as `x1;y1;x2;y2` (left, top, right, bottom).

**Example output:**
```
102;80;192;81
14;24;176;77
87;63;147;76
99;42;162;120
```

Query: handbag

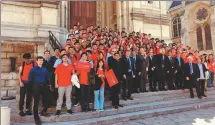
94;75;103;90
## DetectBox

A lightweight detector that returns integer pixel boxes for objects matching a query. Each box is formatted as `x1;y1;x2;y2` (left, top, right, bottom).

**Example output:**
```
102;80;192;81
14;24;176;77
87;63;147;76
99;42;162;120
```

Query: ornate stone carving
196;8;208;21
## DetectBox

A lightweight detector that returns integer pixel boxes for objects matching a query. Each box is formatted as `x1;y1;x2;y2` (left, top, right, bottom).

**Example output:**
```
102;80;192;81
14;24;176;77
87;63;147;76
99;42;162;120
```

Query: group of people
18;24;215;125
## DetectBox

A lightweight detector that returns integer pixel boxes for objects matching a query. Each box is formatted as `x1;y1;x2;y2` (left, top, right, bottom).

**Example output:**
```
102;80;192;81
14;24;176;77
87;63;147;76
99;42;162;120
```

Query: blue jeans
207;72;214;87
94;87;104;110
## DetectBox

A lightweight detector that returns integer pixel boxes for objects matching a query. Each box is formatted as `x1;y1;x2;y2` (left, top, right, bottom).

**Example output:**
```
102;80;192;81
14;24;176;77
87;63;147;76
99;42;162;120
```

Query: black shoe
55;110;61;116
25;110;32;115
127;97;134;100
67;109;73;114
19;111;26;117
163;88;167;91
198;96;202;99
41;111;49;117
118;104;124;107
114;106;119;109
143;90;149;92
202;95;207;97
191;96;194;98
35;119;41;125
122;97;127;101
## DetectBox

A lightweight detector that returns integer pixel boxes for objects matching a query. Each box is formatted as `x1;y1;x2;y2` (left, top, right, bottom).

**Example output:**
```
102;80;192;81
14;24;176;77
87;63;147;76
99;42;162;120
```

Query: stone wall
1;41;45;98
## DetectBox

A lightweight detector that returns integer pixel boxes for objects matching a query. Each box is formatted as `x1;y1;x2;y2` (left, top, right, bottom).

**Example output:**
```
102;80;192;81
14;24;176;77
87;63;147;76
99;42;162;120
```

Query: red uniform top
21;62;34;82
97;68;105;87
55;64;74;87
91;52;98;62
75;61;91;85
208;60;215;72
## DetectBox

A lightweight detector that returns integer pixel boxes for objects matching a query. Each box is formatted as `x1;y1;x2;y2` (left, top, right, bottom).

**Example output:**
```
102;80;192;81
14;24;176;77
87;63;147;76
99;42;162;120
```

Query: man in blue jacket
28;56;51;125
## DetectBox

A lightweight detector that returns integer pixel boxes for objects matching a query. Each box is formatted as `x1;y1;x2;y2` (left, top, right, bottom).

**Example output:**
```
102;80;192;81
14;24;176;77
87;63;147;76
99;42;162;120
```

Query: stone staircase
9;87;215;125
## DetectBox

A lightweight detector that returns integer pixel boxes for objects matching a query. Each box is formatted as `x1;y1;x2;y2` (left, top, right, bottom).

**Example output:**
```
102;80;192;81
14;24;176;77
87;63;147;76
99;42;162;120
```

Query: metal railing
48;30;63;49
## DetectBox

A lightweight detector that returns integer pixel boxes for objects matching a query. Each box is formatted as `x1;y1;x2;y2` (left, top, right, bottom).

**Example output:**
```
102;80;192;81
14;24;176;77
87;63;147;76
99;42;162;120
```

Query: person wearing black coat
108;52;123;109
175;51;185;89
165;50;176;90
153;48;168;91
120;48;135;100
183;53;201;99
136;48;149;92
147;50;156;91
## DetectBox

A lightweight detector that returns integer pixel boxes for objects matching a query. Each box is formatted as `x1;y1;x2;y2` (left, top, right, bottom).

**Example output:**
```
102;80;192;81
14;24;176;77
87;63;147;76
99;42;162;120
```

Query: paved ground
13;107;215;125
112;107;215;125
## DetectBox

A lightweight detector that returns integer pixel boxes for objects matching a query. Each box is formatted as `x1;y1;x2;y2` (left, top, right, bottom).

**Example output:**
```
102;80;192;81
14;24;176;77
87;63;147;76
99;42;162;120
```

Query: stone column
96;1;102;27
210;4;215;55
180;3;190;46
116;1;122;30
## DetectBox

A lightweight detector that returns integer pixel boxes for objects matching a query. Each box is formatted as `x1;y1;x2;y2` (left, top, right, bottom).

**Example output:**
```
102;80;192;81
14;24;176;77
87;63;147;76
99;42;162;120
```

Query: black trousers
19;83;33;111
132;73;138;92
186;75;200;98
111;84;120;106
155;68;166;90
72;86;81;105
122;72;133;98
148;71;156;90
139;72;147;91
175;71;184;89
166;71;175;90
197;79;206;97
33;84;49;121
80;84;90;111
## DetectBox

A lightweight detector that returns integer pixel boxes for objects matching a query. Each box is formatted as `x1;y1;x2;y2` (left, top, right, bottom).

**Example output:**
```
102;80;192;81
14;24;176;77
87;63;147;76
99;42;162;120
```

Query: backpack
20;61;35;76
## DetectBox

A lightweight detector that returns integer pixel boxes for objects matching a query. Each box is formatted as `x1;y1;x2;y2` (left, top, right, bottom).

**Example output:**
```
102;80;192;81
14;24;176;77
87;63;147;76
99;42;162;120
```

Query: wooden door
70;1;96;28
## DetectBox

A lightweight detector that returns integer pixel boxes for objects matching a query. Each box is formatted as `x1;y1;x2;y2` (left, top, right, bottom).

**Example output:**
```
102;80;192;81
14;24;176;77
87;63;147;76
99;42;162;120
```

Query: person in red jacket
18;53;35;116
76;52;92;112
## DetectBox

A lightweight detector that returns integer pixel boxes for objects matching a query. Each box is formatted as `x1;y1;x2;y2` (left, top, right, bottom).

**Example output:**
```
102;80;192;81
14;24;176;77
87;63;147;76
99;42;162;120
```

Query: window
148;1;153;4
204;24;213;50
196;27;203;50
172;16;181;38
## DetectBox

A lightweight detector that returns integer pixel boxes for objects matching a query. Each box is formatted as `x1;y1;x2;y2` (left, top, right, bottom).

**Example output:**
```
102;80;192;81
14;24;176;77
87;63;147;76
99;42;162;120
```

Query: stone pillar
180;2;190;46
122;1;128;31
96;1;102;27
116;1;122;30
210;5;215;55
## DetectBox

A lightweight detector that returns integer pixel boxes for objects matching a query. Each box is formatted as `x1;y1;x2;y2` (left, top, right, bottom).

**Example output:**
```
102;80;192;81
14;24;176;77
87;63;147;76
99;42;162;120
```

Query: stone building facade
1;1;68;98
168;1;215;54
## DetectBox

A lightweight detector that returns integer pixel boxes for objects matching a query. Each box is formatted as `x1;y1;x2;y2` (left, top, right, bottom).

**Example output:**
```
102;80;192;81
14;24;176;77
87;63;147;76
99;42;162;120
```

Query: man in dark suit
153;48;167;91
183;53;201;99
165;50;176;90
175;51;185;89
121;48;135;100
109;52;123;109
131;50;138;93
136;47;149;92
196;57;208;98
147;49;156;91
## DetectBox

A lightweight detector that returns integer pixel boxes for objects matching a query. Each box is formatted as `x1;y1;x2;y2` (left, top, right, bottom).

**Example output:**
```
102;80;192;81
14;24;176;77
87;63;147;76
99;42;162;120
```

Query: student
28;56;51;125
76;52;92;112
54;49;72;68
18;53;35;116
94;59;105;111
55;54;74;115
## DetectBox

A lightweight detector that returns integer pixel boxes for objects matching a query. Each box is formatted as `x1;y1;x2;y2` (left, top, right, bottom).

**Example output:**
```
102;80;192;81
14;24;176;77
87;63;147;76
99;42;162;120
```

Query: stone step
44;90;215;113
56;100;215;125
10;87;215;114
11;94;215;123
